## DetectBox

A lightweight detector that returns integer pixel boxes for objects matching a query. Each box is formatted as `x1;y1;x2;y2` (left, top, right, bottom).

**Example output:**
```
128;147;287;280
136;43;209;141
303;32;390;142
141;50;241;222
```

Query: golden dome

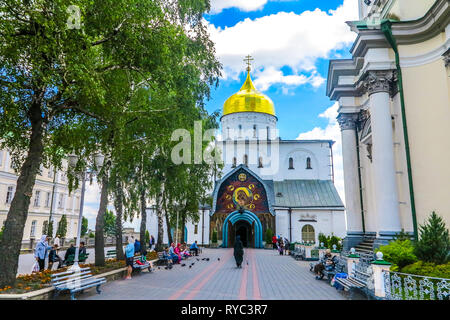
223;71;275;117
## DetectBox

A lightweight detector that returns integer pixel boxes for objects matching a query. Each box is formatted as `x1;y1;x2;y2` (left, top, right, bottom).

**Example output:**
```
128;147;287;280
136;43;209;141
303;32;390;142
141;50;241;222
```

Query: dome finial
244;54;254;73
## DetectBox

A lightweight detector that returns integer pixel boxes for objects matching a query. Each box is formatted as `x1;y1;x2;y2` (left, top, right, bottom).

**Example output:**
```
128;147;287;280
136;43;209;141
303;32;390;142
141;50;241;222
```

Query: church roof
272;180;344;209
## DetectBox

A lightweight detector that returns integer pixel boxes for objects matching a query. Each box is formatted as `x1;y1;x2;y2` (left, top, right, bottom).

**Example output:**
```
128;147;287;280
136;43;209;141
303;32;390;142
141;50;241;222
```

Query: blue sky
83;0;359;230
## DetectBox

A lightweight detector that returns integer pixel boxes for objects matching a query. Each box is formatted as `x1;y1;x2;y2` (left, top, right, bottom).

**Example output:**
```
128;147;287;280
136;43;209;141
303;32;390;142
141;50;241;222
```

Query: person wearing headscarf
174;243;182;263
234;235;244;268
34;235;51;271
125;237;135;280
313;249;336;280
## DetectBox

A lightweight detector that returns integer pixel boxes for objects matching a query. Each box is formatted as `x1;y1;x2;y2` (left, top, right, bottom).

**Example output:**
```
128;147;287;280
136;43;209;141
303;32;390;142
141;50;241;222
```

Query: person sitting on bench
181;244;191;259
48;245;63;270
163;247;173;266
313;249;336;280
64;244;76;264
168;243;179;264
190;241;199;256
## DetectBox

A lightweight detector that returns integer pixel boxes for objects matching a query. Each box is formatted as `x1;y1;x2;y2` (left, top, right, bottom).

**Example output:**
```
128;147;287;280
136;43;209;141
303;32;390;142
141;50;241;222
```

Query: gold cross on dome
244;55;254;72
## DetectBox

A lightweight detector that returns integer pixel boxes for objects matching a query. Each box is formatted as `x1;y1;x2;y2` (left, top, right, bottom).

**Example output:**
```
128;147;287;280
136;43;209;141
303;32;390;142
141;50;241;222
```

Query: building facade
327;0;450;249
0;149;82;247
210;68;345;248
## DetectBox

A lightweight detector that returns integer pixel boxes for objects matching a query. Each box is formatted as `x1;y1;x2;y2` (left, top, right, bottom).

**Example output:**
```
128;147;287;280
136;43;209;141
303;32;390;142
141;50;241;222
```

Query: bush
212;230;217;243
414;212;450;264
318;233;327;247
265;228;273;244
376;239;417;270
88;232;95;238
145;230;150;244
401;261;450;279
317;233;341;250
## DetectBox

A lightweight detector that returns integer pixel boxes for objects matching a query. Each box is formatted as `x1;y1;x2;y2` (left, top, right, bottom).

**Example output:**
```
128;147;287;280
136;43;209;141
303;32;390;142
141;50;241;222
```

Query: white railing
383;270;450;300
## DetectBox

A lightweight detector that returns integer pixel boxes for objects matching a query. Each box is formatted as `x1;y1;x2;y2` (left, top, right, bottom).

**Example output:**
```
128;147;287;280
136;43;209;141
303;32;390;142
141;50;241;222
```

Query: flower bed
0;251;159;294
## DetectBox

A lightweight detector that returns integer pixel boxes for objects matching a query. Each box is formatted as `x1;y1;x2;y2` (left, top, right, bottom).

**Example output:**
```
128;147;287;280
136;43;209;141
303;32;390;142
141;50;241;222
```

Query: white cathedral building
147;65;345;247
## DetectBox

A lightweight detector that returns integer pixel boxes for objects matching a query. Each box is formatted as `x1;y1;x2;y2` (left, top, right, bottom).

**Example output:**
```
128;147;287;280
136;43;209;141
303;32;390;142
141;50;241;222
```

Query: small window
45;192;51;207
243;154;248;166
288;157;294;169
30;220;37;237
253;125;257;138
258;157;263;168
239;125;242;137
227;127;230;139
302;224;315;242
48;167;53;178
194;225;198;235
232;157;236;168
6;186;14;204
58;193;64;209
266;126;270;140
306;157;312;169
34;190;40;207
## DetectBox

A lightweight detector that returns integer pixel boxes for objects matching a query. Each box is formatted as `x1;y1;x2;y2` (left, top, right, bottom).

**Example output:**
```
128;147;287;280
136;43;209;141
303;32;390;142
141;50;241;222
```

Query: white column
366;71;402;242
338;113;363;233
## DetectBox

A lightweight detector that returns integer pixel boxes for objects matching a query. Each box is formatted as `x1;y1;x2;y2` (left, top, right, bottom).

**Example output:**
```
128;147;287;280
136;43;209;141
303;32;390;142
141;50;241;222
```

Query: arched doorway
234;220;253;247
222;210;263;248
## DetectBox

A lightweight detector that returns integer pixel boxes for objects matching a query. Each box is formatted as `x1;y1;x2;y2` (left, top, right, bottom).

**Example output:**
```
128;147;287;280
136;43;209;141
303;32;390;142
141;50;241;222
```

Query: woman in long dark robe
234;235;244;268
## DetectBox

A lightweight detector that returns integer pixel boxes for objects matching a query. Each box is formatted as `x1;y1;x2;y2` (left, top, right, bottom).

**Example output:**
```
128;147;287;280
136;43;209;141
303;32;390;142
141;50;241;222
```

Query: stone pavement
81;248;346;300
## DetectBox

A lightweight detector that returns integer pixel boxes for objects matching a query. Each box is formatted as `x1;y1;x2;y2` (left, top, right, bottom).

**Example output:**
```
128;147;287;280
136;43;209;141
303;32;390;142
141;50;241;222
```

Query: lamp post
68;153;104;270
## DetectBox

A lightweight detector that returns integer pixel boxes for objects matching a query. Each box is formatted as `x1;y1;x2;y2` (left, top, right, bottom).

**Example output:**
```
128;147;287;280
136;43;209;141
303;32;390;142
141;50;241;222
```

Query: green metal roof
273;180;344;209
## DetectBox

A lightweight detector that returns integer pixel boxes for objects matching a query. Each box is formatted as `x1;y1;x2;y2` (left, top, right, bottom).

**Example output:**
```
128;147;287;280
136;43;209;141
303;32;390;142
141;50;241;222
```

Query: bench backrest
51;267;93;287
351;261;373;287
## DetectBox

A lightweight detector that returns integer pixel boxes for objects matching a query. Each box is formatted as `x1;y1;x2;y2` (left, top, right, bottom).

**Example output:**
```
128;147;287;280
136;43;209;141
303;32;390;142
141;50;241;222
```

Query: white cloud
210;0;269;14
207;0;358;91
296;102;345;203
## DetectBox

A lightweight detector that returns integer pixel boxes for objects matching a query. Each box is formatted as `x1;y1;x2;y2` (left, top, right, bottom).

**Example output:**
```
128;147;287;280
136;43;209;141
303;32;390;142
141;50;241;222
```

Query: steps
354;238;374;254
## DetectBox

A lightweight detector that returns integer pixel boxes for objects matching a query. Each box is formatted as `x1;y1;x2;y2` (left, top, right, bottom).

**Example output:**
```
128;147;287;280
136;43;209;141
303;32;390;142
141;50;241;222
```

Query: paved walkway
82;248;346;300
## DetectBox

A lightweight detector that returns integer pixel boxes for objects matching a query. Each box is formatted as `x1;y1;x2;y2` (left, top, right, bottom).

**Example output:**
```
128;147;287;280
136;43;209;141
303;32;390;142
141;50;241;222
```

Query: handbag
31;261;40;273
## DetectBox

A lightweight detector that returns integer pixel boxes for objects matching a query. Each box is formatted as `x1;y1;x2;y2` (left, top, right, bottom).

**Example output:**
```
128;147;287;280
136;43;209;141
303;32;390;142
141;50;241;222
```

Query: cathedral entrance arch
222;210;263;248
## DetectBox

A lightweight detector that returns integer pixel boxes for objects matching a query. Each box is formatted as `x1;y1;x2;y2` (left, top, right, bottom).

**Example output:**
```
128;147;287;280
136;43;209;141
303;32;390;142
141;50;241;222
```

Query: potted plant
210;230;218;248
264;228;273;249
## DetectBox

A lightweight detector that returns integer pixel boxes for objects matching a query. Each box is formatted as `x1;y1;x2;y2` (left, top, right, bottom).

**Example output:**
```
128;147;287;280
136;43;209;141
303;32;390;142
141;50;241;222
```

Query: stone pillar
365;71;402;247
337;112;364;250
346;249;360;275
371;252;392;299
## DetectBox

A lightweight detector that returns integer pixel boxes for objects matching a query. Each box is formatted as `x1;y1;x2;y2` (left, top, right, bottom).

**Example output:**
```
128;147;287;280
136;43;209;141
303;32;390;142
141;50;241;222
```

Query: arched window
288;157;294;169
232;157;236;168
243;154;248;166
302;224;315;242
258;156;263;168
266;126;270;140
306;157;312;169
253;124;257;138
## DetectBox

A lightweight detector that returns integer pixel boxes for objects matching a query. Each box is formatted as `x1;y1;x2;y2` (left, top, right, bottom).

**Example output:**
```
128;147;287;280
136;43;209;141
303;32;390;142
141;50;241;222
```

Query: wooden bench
106;250;117;260
156;252;170;265
310;256;346;281
51;267;106;300
63;253;89;266
335;262;377;299
132;255;153;273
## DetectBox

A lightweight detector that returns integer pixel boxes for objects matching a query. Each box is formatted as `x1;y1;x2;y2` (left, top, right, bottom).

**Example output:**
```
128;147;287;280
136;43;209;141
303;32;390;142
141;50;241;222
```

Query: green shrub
265;228;273;244
401;261;450;279
88;232;95;238
376;239;417;270
212;230;218;243
414;212;450;264
318;233;327;247
328;235;342;250
145;230;150;244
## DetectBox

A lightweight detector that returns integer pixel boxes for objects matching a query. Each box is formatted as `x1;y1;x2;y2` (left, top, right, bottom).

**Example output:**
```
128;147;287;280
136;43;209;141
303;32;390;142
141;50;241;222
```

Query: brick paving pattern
81;248;346;300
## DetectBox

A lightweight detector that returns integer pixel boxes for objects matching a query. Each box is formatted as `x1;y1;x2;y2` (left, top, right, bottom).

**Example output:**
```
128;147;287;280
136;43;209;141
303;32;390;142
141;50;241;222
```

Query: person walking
284;237;290;255
150;235;155;251
234;235;244;268
48;245;63;270
278;238;284;255
54;234;60;248
125;237;135;280
34;235;51;271
272;235;277;250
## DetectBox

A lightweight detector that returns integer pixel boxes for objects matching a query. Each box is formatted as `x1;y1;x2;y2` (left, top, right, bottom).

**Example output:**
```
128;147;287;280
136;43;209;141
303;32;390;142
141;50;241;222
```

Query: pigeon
189;265;192;268
196;258;200;261
181;263;186;267
164;266;168;270
247;261;249;265
158;267;161;270
206;258;210;261
191;263;195;266
218;258;220;261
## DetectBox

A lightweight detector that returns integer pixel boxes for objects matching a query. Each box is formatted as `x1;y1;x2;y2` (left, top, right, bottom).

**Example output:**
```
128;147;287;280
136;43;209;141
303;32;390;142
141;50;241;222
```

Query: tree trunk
181;212;186;244
139;189;147;253
0;99;45;287
95;172;109;266
155;192;164;251
163;192;173;245
113;180;124;260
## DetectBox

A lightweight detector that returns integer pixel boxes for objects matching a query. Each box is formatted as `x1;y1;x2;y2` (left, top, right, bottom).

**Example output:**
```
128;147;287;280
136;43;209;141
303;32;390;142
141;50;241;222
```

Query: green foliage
376;239;418;270
212;230;218;243
88;232;95;238
42;221;48;236
103;210;116;237
318;233;342;250
0;226;4;241
145;230;150;244
56;215;67;238
81;217;88;237
265;228;274;244
401;261;450;279
414;212;450;264
393;229;412;241
47;221;53;238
